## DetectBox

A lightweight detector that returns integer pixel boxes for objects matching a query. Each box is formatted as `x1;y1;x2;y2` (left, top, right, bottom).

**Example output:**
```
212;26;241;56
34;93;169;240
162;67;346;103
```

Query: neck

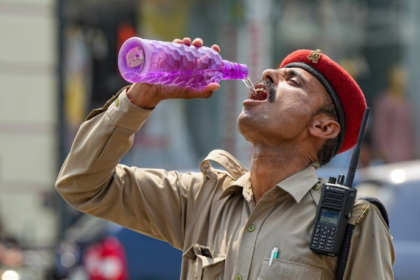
250;143;315;204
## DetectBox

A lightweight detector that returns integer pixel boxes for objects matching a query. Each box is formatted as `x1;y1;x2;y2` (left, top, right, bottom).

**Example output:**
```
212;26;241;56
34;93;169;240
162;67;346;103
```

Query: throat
249;148;312;203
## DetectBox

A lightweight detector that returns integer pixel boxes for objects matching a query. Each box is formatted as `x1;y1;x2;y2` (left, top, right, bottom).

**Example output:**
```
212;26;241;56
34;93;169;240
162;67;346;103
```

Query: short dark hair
313;101;339;166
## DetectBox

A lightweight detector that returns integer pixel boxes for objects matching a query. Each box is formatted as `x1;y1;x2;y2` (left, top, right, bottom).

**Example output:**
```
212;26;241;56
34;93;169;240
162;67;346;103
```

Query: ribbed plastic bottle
118;37;249;89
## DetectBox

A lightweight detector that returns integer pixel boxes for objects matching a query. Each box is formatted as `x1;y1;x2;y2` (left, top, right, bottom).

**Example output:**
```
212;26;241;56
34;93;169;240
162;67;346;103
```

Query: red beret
280;49;367;154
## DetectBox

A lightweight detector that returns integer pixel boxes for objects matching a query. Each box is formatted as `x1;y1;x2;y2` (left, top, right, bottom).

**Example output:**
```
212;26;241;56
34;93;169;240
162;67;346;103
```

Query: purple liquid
118;37;249;89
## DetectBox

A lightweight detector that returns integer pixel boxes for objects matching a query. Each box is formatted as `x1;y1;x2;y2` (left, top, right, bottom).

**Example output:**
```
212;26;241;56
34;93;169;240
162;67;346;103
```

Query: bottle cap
118;38;146;83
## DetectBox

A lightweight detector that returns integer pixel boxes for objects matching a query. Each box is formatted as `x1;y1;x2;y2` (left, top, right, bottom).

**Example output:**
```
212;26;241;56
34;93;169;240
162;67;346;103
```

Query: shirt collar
219;163;320;203
276;163;320;203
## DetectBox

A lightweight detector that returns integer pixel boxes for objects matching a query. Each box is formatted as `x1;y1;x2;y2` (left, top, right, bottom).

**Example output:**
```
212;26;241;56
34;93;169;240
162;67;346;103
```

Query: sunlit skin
127;37;340;204
238;68;340;203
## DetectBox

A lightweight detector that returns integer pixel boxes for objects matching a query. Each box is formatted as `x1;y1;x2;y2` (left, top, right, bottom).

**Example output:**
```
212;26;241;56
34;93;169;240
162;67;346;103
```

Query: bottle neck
222;60;249;80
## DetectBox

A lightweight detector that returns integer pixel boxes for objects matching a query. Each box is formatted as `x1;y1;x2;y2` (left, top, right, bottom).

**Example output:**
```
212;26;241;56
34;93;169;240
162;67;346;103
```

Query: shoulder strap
336;224;355;280
358;196;390;228
336;197;390;280
200;149;248;180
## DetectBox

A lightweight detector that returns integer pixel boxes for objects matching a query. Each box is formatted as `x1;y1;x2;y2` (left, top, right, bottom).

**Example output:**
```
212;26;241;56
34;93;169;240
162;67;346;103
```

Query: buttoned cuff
106;88;154;131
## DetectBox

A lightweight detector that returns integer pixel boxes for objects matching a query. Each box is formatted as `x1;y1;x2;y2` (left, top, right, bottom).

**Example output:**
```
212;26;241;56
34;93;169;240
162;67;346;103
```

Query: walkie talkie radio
309;108;370;256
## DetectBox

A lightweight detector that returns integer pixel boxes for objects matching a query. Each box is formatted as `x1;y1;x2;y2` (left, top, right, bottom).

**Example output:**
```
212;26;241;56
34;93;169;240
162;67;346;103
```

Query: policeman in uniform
56;38;394;279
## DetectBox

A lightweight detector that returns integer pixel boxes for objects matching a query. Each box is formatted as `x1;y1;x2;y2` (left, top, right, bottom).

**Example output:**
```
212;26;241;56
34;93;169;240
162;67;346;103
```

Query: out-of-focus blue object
112;228;182;279
353;160;420;280
54;215;182;279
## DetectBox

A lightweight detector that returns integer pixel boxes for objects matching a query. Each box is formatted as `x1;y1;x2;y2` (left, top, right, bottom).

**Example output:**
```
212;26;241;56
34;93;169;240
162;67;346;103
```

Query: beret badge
307;49;322;64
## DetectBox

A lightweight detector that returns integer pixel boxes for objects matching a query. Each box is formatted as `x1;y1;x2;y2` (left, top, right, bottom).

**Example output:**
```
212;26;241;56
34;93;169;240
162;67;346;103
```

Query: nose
261;69;281;84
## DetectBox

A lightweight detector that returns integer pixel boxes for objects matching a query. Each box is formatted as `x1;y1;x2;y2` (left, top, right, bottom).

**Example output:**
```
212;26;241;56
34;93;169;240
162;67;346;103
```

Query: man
56;38;394;279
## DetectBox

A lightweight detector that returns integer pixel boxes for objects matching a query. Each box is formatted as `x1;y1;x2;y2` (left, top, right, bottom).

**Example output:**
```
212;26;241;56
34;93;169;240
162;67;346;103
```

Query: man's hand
126;37;221;109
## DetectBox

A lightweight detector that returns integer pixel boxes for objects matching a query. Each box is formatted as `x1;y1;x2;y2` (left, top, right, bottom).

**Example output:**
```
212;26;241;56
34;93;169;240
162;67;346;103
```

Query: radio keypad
311;225;336;250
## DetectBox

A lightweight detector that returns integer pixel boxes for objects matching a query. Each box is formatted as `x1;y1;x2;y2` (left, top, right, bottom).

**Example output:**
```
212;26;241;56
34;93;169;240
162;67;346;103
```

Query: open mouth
249;84;268;101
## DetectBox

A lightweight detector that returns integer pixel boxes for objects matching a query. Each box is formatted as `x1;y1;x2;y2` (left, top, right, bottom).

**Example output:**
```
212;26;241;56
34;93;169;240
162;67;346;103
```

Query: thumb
204;83;221;92
183;83;220;99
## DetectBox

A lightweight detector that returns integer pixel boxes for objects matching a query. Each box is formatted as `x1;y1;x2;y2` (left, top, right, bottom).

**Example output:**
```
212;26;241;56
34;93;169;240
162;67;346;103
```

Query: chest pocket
257;258;322;280
183;244;226;280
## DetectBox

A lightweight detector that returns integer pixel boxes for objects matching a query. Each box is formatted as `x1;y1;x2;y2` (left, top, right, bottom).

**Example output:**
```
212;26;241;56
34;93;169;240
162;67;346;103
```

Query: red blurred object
83;236;129;280
117;23;137;56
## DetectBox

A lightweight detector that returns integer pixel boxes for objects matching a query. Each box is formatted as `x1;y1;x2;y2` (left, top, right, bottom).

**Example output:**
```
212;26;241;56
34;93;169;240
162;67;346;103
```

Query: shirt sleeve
55;87;204;250
343;200;395;280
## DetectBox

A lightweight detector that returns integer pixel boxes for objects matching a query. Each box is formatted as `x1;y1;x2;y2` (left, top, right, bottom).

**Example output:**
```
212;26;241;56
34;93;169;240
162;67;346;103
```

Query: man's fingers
192;38;203;48
172;38;183;44
183;37;192;46
211;44;221;54
173;38;219;54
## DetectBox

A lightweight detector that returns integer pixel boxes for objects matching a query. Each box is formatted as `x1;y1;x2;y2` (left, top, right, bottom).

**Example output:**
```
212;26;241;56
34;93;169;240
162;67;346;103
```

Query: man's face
237;67;330;146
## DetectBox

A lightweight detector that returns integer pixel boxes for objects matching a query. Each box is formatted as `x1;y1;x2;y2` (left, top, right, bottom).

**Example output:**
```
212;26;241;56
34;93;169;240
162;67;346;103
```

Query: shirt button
247;224;256;232
234;275;242;280
114;99;120;107
312;183;321;191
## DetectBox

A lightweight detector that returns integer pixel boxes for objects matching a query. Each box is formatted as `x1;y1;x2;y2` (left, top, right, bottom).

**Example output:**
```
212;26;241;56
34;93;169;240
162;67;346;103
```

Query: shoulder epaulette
357;196;390;228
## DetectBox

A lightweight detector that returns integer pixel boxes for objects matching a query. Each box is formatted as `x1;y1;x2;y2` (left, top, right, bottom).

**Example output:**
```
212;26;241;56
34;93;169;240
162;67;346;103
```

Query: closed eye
284;68;306;88
287;78;300;87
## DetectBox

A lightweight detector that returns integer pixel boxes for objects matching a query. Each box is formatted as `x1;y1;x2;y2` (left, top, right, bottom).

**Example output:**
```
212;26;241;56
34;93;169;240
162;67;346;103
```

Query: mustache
254;79;276;102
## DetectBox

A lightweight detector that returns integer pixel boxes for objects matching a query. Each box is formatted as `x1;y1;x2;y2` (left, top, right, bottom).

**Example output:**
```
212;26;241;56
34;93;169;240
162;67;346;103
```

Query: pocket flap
183;244;215;260
257;258;322;280
183;244;226;279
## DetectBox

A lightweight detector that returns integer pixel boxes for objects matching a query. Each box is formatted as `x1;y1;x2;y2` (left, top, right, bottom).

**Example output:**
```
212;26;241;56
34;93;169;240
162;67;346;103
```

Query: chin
237;114;248;136
237;114;260;143
237;112;248;132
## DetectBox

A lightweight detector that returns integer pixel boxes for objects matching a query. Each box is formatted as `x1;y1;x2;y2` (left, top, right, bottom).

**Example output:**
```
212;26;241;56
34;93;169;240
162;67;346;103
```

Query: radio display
319;208;340;225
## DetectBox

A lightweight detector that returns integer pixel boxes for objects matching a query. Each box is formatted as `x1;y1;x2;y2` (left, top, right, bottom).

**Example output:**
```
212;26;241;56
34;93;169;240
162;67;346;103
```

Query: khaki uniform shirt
56;88;394;280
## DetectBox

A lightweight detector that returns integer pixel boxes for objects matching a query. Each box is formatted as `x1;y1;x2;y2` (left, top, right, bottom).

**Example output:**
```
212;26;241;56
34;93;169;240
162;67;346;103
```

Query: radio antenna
344;107;370;188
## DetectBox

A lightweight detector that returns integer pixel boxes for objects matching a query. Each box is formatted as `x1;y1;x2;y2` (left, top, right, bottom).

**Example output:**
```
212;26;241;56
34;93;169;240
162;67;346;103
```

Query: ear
308;115;340;140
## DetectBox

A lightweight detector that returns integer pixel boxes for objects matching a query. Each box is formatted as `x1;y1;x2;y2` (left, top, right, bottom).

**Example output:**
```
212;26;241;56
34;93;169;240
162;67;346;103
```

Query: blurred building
0;0;58;278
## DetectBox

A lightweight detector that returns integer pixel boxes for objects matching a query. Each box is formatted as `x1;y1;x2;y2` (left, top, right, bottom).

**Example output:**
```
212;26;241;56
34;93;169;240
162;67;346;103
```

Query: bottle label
126;46;145;69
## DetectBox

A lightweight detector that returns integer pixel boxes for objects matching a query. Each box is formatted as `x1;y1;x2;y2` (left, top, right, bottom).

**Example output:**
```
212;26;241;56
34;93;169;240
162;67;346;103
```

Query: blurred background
0;0;419;279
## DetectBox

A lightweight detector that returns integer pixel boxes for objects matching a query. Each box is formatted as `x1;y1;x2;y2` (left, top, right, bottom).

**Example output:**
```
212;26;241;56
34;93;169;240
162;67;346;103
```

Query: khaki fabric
56;88;394;280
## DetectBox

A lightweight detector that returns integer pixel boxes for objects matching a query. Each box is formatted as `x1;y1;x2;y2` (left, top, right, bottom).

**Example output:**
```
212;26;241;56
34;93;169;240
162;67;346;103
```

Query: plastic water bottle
118;37;249;89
